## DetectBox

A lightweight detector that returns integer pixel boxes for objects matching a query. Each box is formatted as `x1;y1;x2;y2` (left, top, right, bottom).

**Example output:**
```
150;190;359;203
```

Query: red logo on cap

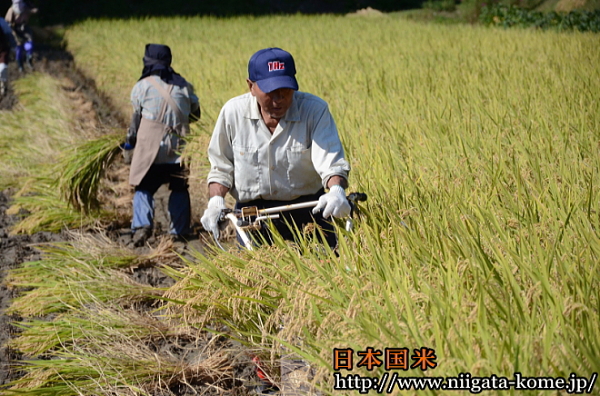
268;61;285;72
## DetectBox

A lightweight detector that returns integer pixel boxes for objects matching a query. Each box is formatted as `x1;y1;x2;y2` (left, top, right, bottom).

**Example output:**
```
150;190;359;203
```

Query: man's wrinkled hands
201;196;227;239
312;185;351;218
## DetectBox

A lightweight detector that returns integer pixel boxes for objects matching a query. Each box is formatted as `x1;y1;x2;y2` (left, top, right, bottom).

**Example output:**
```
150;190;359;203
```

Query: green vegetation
32;0;421;26
480;5;600;31
412;0;600;27
3;13;600;395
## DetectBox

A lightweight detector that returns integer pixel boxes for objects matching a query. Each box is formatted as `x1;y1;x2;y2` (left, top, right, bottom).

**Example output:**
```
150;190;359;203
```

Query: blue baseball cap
248;48;299;93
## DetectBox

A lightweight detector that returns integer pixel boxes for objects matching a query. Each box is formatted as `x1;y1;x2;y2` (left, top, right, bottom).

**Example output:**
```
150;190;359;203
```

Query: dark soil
0;30;265;395
0;191;24;387
0;189;66;385
0;36;81;386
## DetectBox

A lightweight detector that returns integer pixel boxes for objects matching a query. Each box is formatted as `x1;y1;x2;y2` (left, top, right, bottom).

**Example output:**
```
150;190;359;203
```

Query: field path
0;30;217;392
0;34;101;387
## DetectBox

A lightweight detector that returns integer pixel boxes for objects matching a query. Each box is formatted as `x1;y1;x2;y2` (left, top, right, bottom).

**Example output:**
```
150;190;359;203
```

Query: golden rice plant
0;73;76;189
7;133;127;233
6;333;234;396
9;13;598;396
56;131;123;213
6;302;239;396
7;176;103;234
0;72;125;232
5;232;173;317
10;306;172;357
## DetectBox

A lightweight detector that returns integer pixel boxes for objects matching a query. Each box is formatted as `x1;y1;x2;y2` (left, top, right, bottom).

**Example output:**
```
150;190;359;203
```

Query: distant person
201;47;351;249
4;0;37;72
0;17;13;95
124;44;200;247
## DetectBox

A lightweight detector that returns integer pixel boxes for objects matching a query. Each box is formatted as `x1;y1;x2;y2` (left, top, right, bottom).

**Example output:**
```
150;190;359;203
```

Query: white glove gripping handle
201;196;227;239
329;185;345;196
313;185;351;219
208;195;226;210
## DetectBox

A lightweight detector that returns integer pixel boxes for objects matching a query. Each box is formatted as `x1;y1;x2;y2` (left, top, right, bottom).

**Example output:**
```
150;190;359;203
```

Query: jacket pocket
286;146;316;189
233;144;260;193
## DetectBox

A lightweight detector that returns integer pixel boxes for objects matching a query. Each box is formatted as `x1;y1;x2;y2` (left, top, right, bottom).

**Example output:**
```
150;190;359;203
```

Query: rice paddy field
2;12;600;395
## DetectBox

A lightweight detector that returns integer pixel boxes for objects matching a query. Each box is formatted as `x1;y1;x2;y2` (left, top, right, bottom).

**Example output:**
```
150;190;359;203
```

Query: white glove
122;148;133;165
201;196;227;238
312;185;351;219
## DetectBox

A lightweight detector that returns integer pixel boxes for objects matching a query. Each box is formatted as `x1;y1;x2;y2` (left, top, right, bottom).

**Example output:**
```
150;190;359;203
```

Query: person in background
124;43;200;247
0;17;14;95
4;0;37;72
201;47;351;249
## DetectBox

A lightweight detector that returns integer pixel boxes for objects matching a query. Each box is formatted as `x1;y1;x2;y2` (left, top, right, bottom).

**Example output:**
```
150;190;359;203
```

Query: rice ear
57;132;122;214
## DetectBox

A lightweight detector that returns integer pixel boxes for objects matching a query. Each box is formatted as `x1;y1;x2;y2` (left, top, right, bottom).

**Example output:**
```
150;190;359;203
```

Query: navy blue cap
248;48;299;93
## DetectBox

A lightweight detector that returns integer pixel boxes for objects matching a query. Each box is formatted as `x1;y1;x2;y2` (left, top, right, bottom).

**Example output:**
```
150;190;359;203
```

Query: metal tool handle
213;192;367;250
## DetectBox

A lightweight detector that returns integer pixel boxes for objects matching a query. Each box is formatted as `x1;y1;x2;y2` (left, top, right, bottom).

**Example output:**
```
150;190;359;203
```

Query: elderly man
125;44;200;247
201;47;351;248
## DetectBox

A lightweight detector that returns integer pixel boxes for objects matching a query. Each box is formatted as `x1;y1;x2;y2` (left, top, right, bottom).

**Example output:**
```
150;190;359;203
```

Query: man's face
247;79;294;120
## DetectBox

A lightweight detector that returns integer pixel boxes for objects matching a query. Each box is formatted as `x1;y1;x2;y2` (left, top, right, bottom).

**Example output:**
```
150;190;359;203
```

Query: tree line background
1;0;423;26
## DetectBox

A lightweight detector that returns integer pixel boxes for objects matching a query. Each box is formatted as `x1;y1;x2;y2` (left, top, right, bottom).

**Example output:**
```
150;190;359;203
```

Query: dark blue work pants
132;163;190;235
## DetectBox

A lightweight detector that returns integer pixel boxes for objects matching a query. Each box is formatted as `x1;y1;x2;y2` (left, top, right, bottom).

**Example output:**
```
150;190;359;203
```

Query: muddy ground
0;188;69;386
0;33;272;395
0;34;84;388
